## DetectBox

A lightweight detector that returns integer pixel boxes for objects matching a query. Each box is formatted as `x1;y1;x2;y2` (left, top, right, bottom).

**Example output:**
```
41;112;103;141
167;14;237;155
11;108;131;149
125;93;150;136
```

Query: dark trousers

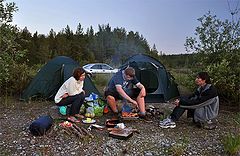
104;88;140;100
170;106;195;122
56;93;85;116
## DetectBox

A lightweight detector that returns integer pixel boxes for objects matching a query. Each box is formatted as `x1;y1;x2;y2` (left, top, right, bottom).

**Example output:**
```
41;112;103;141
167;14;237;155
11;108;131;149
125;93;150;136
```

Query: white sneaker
159;117;170;124
159;118;176;128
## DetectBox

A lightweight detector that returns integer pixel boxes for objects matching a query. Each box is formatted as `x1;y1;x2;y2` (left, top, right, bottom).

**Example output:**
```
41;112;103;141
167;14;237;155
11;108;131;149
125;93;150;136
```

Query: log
70;126;84;138
73;124;84;134
80;127;94;138
61;127;72;136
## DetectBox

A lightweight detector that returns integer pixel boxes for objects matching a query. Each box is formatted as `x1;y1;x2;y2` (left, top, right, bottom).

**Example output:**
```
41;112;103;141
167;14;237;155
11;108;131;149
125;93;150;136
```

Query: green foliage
160;54;196;69
170;69;196;92
222;133;240;155
185;12;240;104
0;49;30;95
0;0;31;96
91;74;113;95
19;23;151;66
185;12;240;57
207;56;240;102
0;0;154;98
0;0;18;23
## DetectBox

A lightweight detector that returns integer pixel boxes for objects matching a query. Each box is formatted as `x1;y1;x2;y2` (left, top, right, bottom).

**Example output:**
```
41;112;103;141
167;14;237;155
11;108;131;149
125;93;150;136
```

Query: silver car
83;63;118;74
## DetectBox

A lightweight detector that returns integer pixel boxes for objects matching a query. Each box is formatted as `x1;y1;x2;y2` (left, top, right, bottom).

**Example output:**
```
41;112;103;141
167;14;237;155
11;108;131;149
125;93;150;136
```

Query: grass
90;73;114;95
222;133;240;155
222;113;240;155
233;112;240;126
168;137;189;156
170;69;195;91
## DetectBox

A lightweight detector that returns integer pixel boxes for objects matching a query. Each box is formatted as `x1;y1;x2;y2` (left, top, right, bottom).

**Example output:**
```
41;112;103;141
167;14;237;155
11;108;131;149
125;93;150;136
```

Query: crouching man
104;67;147;118
160;72;219;129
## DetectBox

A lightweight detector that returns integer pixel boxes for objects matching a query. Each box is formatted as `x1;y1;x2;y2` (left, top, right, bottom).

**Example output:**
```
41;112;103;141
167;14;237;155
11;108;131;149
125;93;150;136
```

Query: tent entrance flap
120;54;179;103
139;70;158;93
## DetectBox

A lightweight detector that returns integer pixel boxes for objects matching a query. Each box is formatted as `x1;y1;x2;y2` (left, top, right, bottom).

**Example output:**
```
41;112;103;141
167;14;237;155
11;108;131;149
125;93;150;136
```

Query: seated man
104;67;146;118
160;72;219;129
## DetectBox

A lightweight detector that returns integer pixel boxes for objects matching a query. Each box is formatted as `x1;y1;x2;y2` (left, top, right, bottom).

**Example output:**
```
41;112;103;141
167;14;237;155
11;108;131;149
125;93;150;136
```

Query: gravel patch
0;100;238;155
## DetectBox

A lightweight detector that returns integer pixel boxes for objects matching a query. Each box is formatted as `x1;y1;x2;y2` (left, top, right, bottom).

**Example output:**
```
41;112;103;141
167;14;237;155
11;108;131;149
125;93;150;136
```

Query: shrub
207;55;240;102
170;69;196;93
0;1;30;97
0;58;31;96
185;12;240;105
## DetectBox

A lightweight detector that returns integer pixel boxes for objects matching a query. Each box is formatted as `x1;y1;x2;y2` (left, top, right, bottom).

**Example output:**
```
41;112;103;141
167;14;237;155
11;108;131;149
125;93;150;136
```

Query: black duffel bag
29;115;53;136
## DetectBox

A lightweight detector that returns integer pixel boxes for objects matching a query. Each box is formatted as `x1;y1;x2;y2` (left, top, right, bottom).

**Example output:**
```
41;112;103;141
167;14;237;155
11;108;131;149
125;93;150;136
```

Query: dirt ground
0;98;239;156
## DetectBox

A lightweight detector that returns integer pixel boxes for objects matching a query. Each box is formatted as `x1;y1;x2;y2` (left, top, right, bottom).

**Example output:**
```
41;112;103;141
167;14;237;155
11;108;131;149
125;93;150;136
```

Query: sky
10;0;240;54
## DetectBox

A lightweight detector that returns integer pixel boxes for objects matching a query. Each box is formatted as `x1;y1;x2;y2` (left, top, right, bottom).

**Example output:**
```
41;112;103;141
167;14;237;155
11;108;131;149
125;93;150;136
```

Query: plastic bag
84;93;106;117
94;105;104;117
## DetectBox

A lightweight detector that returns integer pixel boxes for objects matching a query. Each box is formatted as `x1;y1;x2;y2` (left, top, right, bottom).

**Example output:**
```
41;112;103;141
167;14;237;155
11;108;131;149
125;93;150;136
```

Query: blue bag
29;115;53;136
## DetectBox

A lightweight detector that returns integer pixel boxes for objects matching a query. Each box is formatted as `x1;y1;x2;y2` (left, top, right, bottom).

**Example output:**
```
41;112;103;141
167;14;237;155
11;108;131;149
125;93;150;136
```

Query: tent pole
60;64;65;83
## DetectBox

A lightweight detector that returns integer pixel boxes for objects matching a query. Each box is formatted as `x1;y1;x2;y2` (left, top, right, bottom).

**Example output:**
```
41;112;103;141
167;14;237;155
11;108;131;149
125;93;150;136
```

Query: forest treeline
18;24;157;67
0;1;239;105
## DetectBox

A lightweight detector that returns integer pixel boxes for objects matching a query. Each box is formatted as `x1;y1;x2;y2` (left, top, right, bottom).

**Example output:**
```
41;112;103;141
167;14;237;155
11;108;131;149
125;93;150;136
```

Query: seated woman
54;67;86;123
160;72;219;129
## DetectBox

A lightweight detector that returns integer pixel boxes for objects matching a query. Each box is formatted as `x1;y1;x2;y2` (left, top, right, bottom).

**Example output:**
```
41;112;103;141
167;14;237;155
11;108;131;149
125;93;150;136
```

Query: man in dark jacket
160;72;219;129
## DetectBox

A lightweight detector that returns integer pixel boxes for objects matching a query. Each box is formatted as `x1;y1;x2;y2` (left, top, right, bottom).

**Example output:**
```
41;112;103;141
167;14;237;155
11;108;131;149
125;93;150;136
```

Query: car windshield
102;64;113;70
91;65;102;69
83;64;92;68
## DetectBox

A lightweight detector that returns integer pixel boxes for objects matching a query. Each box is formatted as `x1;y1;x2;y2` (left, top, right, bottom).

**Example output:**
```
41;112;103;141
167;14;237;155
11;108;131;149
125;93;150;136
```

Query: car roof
83;63;109;66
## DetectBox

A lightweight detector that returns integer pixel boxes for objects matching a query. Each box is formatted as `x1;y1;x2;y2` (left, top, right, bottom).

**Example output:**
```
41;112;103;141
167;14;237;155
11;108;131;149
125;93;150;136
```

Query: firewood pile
58;121;93;139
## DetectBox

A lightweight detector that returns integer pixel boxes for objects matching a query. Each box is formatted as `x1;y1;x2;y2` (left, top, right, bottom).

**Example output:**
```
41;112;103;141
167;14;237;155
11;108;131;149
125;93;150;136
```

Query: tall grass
91;73;114;95
222;133;240;155
170;68;195;95
233;113;240;126
222;113;240;155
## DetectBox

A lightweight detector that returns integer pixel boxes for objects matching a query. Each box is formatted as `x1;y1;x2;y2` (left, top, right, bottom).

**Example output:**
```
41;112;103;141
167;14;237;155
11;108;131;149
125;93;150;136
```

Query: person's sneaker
159;117;171;124
203;120;216;130
159;118;176;128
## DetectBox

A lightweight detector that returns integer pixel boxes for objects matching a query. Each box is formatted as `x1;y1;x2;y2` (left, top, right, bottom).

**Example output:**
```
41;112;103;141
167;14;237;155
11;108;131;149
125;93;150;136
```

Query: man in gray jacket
160;72;219;129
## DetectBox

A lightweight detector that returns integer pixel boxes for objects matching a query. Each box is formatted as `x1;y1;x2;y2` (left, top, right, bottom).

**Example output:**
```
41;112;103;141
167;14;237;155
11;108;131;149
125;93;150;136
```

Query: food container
105;119;120;128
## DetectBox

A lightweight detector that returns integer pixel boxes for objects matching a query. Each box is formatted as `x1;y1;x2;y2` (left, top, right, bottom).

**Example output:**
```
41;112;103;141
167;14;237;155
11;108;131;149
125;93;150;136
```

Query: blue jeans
56;92;85;116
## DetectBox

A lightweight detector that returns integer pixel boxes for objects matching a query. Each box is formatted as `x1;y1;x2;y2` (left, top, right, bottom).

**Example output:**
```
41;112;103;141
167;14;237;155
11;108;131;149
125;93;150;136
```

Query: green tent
21;56;100;101
120;54;179;103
